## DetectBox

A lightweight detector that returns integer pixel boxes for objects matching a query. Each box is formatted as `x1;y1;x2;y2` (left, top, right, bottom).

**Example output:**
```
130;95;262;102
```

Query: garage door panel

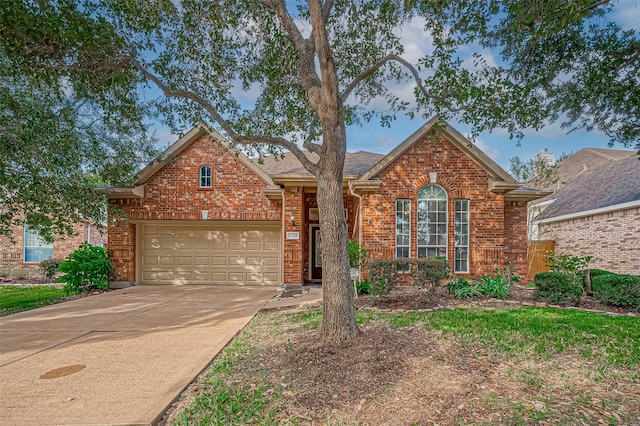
264;241;279;251
229;241;245;251
246;257;262;267
264;257;279;267
177;256;193;266
228;272;244;282
140;222;281;285
211;256;227;266
246;241;262;251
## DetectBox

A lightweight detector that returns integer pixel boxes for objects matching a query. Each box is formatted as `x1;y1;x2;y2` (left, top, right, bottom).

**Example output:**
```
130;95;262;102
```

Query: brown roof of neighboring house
257;150;385;177
550;148;637;192
541;152;640;218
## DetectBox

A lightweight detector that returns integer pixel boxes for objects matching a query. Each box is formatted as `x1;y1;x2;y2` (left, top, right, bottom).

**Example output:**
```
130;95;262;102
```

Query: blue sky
152;1;639;172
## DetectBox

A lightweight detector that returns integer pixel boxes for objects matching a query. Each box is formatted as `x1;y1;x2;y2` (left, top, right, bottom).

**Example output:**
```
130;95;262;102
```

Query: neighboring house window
417;184;447;258
396;199;411;258
454;199;469;273
24;225;53;263
199;165;212;188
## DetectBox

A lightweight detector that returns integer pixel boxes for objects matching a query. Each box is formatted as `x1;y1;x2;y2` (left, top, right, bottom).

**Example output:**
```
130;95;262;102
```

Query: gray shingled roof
257;150;385;176
542;153;640;218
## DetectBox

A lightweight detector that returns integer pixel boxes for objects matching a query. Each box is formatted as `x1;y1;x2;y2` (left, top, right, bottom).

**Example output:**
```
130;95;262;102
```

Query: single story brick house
101;117;547;287
532;148;639;275
0;222;106;277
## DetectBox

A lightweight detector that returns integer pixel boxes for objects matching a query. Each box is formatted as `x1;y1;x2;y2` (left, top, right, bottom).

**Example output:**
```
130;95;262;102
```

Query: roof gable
359;117;515;183
136;124;275;186
543;154;640;218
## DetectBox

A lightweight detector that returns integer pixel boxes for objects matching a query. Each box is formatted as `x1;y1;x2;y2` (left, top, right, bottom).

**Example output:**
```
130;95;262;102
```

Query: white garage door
139;222;281;285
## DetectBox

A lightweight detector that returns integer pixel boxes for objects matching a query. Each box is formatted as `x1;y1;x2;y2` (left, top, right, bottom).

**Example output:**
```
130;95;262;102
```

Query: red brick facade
108;134;282;283
360;133;527;278
105;123;532;286
0;222;107;278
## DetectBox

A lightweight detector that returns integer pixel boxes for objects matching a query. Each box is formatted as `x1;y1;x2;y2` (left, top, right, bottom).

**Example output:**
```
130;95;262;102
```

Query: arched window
199;166;212;188
417;184;447;258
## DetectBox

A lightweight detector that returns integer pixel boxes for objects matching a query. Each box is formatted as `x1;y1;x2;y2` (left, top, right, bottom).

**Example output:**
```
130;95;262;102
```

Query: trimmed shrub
589;269;616;280
40;259;62;282
413;257;450;288
57;243;113;295
533;271;583;305
591;274;640;310
368;260;401;297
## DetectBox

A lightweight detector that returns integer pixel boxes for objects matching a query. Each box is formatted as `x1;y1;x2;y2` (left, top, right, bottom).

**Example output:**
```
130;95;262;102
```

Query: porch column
283;186;304;285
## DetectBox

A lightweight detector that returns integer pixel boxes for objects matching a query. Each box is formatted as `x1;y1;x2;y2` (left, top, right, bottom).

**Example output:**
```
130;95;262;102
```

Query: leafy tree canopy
421;0;639;149
0;3;159;241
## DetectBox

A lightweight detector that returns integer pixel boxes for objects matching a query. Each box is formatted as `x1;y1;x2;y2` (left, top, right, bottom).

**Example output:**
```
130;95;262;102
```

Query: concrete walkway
0;285;276;426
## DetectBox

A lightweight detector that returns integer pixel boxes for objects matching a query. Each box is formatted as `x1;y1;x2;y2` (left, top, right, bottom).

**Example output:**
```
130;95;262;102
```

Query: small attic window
199;166;212;188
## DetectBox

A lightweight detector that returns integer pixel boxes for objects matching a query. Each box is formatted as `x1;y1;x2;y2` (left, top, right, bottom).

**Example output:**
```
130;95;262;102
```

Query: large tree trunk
316;115;359;342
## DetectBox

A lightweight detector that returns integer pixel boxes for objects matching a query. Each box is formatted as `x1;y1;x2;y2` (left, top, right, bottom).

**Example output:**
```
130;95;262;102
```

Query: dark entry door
311;225;322;280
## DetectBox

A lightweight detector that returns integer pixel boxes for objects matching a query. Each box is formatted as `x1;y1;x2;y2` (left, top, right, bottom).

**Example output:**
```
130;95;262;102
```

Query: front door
310;225;322;280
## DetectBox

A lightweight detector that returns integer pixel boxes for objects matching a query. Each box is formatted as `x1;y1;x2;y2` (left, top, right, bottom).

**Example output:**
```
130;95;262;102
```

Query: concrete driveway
0;285;276;426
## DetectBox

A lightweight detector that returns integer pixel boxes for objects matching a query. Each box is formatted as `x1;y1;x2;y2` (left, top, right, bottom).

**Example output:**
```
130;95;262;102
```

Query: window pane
199;166;212;188
396;200;410;258
454;200;469;272
417;184;448;260
24;226;53;262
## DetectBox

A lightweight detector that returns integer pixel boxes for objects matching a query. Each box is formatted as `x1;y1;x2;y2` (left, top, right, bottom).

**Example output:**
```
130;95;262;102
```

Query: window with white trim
454;199;469;272
24;225;53;263
199;165;212;188
396;199;411;258
417;184;447;258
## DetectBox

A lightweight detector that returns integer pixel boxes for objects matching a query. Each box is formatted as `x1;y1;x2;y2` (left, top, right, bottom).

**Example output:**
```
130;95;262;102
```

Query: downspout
348;182;363;277
281;191;285;288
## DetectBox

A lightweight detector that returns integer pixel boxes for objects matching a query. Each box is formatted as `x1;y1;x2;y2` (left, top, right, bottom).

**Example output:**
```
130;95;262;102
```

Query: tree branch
302;117;322;154
615;47;640;73
129;52;319;175
267;0;322;109
341;53;470;113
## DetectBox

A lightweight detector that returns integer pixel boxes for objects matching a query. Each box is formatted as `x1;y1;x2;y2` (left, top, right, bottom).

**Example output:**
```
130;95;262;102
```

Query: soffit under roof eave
263;185;284;200
349;180;382;193
504;190;553;202
270;175;362;187
488;179;523;193
97;185;144;199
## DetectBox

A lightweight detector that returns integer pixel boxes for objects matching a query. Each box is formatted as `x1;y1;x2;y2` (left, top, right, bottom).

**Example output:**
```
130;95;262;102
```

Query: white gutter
535;199;640;225
348;182;363;279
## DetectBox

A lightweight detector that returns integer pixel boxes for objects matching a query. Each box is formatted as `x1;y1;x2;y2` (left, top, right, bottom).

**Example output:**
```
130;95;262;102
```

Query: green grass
173;329;289;426
285;307;640;367
0;285;66;314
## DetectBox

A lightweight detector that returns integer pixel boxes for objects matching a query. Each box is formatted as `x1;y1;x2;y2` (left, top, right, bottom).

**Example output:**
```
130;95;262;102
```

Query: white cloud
472;137;501;161
152;127;178;150
611;1;640;32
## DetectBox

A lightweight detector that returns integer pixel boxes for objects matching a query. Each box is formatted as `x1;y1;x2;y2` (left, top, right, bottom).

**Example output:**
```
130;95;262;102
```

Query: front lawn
163;305;640;425
0;285;66;315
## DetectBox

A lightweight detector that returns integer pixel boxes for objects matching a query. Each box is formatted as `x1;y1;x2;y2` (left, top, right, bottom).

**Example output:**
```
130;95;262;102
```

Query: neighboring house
532;148;640;275
0;222;107;276
100;117;547;287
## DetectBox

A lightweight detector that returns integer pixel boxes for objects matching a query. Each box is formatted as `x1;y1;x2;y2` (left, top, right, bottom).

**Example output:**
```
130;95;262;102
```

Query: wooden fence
527;240;555;281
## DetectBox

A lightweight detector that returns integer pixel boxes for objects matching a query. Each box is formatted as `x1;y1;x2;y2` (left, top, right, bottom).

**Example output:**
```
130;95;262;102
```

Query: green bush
447;277;482;298
413;257;450;288
40;259;62;282
355;279;370;295
57;243;113;295
348;240;370;270
589;269;615;280
591;274;640;310
533;271;583;305
478;275;510;299
368;259;402;297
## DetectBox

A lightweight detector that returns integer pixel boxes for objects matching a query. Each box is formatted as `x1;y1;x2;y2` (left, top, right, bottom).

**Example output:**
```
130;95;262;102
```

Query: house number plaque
286;231;300;240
